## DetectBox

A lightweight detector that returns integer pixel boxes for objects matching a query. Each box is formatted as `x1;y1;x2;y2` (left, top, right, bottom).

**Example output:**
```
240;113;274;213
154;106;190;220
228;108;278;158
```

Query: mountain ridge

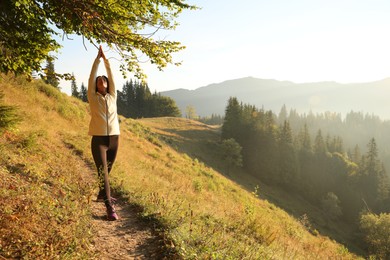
161;77;390;119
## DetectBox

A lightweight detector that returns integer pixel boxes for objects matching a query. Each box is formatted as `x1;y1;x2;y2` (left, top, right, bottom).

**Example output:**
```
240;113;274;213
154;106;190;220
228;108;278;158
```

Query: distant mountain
161;77;390;120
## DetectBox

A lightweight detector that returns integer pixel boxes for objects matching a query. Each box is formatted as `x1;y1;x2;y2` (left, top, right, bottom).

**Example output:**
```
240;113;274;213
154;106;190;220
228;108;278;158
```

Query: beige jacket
87;58;120;136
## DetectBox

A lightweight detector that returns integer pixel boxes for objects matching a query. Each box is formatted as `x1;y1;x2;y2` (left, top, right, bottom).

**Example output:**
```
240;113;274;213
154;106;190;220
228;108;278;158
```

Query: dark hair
95;75;109;93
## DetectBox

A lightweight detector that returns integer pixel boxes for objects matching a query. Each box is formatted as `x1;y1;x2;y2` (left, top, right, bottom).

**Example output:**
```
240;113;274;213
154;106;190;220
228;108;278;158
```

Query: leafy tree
0;1;60;77
321;192;342;220
149;94;181;118
0;0;196;79
360;212;390;259
185;105;197;120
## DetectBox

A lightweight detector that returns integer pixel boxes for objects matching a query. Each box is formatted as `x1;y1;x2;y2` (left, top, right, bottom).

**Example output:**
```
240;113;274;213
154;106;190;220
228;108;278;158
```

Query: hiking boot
106;205;119;221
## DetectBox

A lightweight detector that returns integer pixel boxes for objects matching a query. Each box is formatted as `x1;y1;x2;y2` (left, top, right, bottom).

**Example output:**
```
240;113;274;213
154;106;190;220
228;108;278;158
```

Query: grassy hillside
0;75;362;259
140;117;366;256
0;75;94;258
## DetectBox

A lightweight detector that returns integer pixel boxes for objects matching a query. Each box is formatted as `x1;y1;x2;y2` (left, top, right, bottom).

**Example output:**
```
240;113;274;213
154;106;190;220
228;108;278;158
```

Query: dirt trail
89;196;165;259
66;138;168;259
76;154;167;259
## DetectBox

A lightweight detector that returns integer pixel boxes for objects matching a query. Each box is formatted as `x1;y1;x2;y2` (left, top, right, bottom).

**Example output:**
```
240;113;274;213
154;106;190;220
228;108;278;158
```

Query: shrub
220;138;243;173
321;192;342;220
360;212;390;259
0;91;20;133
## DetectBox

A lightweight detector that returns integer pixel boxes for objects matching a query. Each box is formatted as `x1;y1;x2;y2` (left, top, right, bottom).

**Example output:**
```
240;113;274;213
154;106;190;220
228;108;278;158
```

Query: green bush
321;192;342;220
360;212;390;259
0;91;20;133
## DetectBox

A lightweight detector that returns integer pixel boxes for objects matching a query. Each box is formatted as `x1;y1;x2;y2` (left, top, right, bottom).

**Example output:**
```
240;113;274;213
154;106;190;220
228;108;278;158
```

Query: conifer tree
351;144;362;164
377;164;390;209
279;120;293;144
125;80;136;118
366;138;379;172
71;73;79;98
198;114;224;125
43;58;59;88
262;110;278;181
330;136;344;154
117;79;180;119
298;124;312;152
278;120;299;186
296;123;316;199
134;81;152;118
238;104;260;174
119;80;131;117
314;129;327;155
79;83;88;102
358;138;385;209
222;97;242;141
278;104;288;124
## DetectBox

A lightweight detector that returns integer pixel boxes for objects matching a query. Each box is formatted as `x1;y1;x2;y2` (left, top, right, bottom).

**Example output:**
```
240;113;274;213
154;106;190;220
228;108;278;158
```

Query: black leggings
91;135;119;207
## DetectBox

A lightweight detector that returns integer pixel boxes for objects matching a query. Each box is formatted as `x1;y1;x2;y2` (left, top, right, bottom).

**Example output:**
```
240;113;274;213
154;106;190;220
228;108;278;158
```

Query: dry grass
0;75;95;258
0;74;362;259
113;117;361;259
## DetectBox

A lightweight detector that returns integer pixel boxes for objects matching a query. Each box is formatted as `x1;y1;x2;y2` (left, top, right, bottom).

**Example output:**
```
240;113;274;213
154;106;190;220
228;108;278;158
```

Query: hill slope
0;76;164;258
162;76;390;119
0;75;362;259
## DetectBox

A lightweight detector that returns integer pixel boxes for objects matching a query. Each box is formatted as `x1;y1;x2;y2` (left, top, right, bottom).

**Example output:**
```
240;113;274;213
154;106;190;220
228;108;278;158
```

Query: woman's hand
97;46;102;59
97;45;107;60
101;48;106;60
96;45;107;60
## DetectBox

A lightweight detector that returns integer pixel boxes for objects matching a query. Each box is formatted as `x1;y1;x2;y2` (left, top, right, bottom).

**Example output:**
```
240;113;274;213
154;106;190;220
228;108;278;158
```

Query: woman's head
96;75;109;94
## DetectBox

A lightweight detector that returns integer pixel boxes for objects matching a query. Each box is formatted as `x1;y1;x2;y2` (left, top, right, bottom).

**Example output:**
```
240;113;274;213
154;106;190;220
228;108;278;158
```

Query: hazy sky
55;0;390;95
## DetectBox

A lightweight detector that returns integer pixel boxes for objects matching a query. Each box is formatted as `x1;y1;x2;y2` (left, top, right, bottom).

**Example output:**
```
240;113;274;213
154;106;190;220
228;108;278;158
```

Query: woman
88;46;120;221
